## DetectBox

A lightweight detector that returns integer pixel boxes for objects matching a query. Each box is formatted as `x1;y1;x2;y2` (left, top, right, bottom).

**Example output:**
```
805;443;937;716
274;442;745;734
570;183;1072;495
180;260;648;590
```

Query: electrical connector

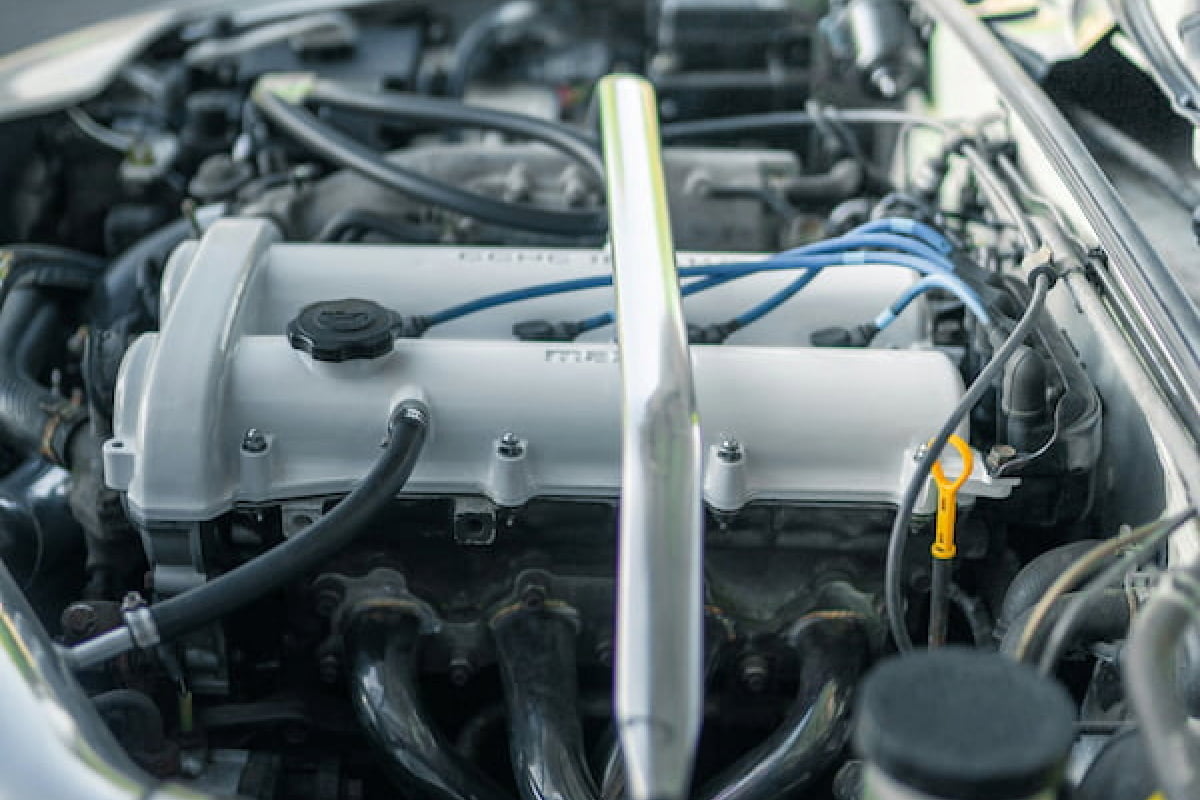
512;320;585;342
394;316;432;339
687;321;741;344
810;322;879;348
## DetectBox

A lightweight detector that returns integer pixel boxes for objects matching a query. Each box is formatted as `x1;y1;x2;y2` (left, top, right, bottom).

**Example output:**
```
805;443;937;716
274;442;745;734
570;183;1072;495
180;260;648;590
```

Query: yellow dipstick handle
930;435;974;560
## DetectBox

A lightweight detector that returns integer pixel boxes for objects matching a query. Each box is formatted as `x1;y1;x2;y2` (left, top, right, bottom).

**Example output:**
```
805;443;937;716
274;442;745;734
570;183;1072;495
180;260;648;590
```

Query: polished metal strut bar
597;73;704;800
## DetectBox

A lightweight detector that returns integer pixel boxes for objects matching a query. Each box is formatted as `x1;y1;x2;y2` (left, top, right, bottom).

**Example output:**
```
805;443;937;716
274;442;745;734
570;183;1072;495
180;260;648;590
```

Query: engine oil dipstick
930;434;972;561
928;434;972;648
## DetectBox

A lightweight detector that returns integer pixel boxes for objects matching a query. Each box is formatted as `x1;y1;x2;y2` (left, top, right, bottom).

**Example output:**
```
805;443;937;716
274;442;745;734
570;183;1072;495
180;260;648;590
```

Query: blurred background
0;0;162;55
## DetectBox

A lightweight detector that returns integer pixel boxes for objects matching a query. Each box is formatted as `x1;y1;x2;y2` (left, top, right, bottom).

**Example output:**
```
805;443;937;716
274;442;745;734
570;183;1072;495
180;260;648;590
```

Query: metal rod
597;73;704;800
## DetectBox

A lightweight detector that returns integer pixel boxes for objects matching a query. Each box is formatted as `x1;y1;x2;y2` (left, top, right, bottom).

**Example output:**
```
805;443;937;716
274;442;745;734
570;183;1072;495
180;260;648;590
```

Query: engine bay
0;2;1197;800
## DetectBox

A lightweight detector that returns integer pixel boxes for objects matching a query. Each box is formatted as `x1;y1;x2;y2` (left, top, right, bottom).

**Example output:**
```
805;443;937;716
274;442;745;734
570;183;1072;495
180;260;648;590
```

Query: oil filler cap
854;647;1075;800
288;298;398;362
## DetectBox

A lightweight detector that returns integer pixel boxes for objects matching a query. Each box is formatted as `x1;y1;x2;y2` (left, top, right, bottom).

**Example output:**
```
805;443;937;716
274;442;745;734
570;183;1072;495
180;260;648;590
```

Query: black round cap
288;299;398;362
854;647;1075;800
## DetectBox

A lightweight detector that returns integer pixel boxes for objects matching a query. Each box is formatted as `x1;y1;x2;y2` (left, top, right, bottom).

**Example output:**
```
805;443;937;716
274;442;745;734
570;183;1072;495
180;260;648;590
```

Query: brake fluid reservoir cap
288;298;398;362
854;647;1075;800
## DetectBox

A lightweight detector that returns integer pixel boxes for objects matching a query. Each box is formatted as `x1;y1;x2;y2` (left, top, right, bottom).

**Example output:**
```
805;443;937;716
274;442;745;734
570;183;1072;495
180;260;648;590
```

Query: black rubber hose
308;79;604;180
779;159;865;203
0;245;104;297
13;305;62;383
997;540;1102;634
1075;728;1158;800
0;285;86;466
999;344;1049;450
1124;564;1200;800
998;589;1130;657
695;584;875;800
253;90;607;237
445;1;542;98
70;401;428;669
492;602;600;800
91;218;194;328
346;607;511;800
149;401;427;639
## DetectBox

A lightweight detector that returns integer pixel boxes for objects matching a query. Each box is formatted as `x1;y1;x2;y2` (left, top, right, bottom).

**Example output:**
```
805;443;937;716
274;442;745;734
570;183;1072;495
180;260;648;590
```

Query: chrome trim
597;74;704;800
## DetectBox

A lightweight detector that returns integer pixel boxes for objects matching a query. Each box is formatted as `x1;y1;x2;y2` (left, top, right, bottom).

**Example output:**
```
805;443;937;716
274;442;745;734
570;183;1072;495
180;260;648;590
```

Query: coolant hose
69;401;429;668
14;305;64;380
492;598;599;800
998;589;1130;657
346;607;510;800
997;540;1102;635
1124;567;1200;800
695;585;876;800
0;268;94;465
92;218;194;328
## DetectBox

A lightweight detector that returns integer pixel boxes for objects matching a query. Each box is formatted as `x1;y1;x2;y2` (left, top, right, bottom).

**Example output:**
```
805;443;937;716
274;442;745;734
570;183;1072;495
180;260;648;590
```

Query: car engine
0;2;1197;800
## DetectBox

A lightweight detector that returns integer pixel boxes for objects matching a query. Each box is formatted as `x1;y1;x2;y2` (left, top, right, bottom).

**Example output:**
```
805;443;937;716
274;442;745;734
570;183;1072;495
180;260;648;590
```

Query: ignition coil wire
428;248;985;334
874;273;991;331
531;219;969;337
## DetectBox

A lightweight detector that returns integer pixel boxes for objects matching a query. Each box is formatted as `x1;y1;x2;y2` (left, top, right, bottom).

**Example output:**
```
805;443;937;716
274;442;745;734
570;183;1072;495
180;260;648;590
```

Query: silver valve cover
106;218;1005;523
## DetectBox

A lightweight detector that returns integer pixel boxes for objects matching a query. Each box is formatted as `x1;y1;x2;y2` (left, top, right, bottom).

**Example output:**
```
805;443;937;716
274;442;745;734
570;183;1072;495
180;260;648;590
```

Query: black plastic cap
854;648;1075;800
288;299;398;362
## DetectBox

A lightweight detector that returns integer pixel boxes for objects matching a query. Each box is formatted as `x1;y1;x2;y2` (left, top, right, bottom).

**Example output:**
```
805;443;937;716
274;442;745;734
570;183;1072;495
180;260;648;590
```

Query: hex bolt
62;602;99;638
521;583;547;611
497;432;525;458
448;655;475;687
739;653;770;693
242;428;268;453
986;443;1018;472
313;589;341;618
717;438;743;464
